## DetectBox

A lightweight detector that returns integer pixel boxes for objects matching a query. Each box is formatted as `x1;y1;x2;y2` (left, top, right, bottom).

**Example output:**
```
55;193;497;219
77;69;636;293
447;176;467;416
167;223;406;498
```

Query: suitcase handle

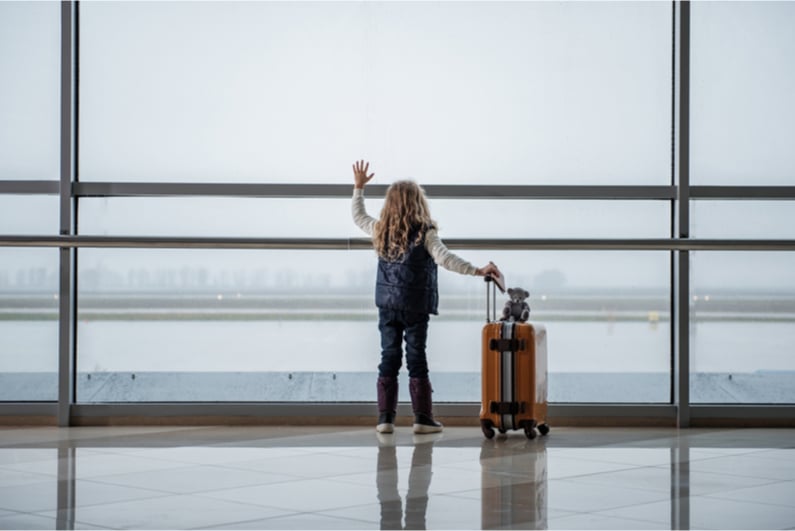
485;276;496;322
485;273;506;322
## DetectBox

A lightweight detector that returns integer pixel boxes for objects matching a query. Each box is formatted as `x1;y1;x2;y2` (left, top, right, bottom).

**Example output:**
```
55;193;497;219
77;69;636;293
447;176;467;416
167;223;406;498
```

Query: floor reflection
480;437;548;529
1;427;794;530
376;434;437;530
56;446;76;530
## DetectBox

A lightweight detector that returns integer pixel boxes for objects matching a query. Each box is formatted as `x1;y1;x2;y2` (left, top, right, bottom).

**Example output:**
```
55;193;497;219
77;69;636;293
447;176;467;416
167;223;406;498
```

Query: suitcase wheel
538;423;550;436
520;420;538;440
481;419;496;439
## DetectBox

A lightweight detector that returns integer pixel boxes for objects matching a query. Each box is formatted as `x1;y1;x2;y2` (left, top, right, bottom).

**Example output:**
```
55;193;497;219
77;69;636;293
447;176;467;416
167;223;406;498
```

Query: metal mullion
675;0;691;429
0;181;60;194
669;0;678;409
3;235;795;251
690;186;795;199
73;182;677;200
57;1;77;428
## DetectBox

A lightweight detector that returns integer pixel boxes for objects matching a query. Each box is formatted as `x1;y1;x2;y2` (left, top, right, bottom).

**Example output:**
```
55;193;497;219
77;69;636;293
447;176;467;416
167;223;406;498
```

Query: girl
352;160;502;434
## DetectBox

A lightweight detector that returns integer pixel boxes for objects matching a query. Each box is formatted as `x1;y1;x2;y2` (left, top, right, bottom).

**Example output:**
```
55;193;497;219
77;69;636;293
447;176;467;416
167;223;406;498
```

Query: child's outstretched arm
351;160;377;236
425;229;502;278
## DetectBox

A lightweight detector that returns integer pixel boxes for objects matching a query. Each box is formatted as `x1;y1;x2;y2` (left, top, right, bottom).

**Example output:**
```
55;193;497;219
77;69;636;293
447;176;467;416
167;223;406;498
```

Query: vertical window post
58;0;77;427
675;0;691;428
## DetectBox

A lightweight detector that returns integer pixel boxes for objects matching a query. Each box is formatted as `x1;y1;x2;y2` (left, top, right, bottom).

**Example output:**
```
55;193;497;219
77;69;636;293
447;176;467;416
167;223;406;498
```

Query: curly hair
373;180;437;262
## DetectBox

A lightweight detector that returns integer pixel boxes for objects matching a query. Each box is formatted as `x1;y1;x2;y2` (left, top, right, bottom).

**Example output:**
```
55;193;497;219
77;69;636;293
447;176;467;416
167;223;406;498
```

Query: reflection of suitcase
480;276;549;439
480;440;547;529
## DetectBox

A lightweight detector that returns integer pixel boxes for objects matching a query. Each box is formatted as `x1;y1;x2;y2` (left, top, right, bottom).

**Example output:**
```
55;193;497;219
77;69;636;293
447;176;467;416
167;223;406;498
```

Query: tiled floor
0;425;794;530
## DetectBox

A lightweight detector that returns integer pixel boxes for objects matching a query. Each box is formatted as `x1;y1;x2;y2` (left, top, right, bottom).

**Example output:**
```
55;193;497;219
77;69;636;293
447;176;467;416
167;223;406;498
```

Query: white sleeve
351;188;376;236
425;229;479;275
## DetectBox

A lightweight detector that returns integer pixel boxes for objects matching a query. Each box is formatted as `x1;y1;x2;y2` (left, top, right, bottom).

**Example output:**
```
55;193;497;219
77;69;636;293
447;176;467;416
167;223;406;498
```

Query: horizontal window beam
8;183;795;200
691;186;795;199
0;181;60;194
2;235;795;251
74;182;678;200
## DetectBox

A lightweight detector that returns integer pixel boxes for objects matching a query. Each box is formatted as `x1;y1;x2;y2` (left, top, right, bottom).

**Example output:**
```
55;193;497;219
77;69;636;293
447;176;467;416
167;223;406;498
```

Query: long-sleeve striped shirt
352;188;479;276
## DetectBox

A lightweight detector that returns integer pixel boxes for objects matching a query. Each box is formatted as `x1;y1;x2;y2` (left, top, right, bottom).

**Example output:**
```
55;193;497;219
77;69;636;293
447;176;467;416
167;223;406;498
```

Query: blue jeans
377;308;430;379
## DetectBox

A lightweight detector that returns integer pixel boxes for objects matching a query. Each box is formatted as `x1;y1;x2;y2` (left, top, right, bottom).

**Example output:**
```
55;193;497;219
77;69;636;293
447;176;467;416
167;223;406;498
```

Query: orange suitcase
480;276;549;439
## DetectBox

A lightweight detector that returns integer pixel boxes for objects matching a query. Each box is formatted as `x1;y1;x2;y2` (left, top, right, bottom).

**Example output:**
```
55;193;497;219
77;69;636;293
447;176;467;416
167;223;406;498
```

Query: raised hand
352;160;375;189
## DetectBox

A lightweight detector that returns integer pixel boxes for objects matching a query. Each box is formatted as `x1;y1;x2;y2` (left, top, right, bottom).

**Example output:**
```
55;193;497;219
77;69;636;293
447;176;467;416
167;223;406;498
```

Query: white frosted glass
691;2;795;185
0;248;59;293
78;197;669;239
76;249;669;402
0;2;60;181
0;195;60;235
691;252;795;404
691;201;795;239
0;248;59;401
691;251;795;292
80;1;671;185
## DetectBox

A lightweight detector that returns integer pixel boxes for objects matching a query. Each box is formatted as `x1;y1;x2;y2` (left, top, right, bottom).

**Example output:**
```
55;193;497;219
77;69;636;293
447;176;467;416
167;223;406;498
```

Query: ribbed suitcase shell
480;320;548;438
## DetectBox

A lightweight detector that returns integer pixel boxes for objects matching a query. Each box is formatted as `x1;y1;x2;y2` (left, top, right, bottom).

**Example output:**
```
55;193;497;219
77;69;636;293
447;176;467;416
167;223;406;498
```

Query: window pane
692;201;795;239
0;195;60;235
691;252;795;403
0;248;59;401
77;248;669;403
79;197;670;239
0;2;60;181
691;2;795;185
80;2;671;184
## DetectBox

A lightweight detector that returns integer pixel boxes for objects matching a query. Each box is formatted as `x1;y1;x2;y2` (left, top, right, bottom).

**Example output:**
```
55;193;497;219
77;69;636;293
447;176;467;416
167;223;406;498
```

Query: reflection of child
377;436;435;529
351;160;502;434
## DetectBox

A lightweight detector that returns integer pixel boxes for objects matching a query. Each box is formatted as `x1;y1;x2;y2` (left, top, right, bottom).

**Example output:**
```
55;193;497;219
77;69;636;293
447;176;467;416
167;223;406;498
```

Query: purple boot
376;376;398;433
409;377;443;434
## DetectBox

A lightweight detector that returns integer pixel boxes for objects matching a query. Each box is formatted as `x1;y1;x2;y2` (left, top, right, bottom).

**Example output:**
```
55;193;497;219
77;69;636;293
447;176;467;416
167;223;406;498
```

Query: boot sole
413;423;443;434
376;423;394;433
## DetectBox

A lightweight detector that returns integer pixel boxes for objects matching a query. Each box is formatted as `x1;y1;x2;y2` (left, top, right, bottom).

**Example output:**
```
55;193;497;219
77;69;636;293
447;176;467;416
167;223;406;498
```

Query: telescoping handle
484;272;506;323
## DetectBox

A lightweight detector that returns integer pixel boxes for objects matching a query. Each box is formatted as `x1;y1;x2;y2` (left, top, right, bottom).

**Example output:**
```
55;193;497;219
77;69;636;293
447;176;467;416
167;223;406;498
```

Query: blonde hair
373;180;436;261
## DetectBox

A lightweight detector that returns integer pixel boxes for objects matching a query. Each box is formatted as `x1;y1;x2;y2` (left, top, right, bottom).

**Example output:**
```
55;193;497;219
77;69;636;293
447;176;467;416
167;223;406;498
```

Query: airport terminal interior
2;1;794;529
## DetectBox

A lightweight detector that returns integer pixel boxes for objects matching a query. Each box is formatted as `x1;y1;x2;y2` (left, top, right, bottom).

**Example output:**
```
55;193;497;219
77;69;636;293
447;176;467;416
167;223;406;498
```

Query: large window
2;1;794;419
689;1;795;404
79;1;671;185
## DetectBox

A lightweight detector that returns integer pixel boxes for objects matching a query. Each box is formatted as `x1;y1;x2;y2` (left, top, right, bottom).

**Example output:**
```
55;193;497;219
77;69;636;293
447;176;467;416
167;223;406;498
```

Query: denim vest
375;227;439;315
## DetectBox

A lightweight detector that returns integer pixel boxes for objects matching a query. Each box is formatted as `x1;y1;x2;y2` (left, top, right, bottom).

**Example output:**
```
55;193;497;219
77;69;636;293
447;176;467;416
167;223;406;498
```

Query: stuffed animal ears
507;287;530;299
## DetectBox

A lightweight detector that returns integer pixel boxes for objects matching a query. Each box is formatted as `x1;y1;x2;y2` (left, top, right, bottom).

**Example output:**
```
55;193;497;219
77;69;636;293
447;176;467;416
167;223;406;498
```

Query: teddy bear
501;287;531;323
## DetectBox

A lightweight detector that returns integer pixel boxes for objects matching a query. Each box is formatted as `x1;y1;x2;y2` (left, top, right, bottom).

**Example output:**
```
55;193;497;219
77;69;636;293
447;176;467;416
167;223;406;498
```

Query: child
352;160;502;434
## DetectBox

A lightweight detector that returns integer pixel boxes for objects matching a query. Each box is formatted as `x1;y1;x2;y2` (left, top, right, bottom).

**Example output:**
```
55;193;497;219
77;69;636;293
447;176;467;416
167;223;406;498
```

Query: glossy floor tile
0;426;793;529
